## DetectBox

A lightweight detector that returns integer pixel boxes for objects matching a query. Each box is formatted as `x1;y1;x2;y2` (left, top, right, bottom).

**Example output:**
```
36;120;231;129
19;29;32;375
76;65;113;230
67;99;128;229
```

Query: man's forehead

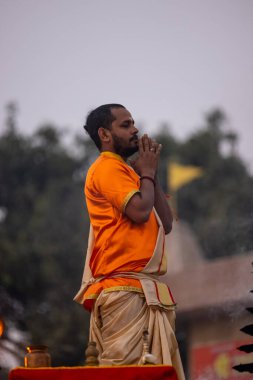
111;107;133;121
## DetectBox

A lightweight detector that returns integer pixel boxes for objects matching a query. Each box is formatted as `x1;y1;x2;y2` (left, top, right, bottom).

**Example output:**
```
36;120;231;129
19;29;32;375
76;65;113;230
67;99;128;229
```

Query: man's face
110;107;139;158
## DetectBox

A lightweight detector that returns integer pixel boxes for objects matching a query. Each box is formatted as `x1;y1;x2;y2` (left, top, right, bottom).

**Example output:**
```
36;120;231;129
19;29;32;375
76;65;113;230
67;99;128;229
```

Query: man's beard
111;133;138;158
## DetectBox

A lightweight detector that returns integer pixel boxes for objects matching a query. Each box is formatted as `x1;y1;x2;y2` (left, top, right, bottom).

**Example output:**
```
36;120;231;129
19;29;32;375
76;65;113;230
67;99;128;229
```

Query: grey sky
0;0;252;170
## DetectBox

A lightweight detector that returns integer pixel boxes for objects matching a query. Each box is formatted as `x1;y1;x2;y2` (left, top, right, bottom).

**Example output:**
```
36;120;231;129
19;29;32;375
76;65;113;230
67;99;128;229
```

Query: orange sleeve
91;159;140;212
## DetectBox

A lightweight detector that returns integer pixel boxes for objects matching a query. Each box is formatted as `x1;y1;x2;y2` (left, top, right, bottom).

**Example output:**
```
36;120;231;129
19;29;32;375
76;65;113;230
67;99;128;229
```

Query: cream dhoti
75;210;185;380
90;290;185;380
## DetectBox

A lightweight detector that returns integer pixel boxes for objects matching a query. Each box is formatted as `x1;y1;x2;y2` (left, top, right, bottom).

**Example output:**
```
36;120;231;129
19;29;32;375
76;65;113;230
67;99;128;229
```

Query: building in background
163;220;252;380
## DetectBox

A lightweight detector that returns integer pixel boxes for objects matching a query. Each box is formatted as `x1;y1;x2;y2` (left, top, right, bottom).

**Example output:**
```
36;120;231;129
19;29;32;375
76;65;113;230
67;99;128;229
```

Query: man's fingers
138;137;144;153
142;134;150;152
139;135;161;155
150;139;156;152
150;140;161;154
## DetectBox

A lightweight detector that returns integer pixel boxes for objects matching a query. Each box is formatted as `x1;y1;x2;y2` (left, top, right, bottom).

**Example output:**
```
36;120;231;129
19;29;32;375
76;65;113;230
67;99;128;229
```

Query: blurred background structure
1;1;253;380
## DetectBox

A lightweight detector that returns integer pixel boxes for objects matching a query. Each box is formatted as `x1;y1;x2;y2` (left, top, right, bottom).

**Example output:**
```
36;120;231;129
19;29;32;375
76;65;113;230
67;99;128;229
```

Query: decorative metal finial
141;328;158;365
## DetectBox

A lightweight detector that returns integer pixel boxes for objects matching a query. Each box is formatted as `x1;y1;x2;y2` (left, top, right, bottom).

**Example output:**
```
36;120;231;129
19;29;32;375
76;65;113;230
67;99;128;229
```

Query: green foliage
153;109;253;259
0;117;93;366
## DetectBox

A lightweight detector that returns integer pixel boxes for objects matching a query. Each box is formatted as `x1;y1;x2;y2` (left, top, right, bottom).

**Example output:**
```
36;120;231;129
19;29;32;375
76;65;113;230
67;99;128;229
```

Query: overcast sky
0;0;252;170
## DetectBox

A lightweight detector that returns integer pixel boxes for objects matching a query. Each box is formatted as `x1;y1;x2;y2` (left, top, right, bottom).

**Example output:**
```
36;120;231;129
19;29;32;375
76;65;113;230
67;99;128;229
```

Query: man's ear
98;127;111;143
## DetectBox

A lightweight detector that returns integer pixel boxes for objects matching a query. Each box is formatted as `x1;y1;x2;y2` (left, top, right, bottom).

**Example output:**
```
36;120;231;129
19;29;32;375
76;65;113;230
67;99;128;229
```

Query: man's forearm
154;178;173;234
124;177;155;224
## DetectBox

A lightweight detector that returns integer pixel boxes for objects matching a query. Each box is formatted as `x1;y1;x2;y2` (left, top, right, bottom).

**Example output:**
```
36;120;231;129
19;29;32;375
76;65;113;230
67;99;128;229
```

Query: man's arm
125;134;173;233
154;176;173;234
126;169;173;233
124;135;158;224
125;134;173;234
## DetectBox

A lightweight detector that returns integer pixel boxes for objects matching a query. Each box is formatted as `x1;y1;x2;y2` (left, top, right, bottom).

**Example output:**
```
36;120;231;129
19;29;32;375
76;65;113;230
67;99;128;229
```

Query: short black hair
83;103;125;150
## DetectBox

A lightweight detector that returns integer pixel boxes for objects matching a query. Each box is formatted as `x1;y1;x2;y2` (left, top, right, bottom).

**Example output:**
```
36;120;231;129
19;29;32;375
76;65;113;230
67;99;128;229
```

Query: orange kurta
83;152;159;310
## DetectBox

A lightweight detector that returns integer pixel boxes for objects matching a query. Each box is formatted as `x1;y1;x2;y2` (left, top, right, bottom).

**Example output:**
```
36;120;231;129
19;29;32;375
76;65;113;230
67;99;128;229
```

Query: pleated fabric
90;291;185;380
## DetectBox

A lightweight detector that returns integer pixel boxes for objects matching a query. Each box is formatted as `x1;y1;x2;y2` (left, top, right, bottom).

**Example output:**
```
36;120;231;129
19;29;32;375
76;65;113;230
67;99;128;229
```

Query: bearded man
74;104;185;380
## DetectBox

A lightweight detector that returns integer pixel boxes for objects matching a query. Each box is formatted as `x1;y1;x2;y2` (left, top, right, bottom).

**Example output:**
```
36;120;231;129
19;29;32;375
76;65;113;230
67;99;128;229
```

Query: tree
0;112;92;369
153;109;253;259
153;122;179;192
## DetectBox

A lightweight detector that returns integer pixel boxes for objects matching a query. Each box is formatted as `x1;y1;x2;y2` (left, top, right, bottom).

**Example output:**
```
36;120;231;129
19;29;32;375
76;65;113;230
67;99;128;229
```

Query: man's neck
100;148;127;161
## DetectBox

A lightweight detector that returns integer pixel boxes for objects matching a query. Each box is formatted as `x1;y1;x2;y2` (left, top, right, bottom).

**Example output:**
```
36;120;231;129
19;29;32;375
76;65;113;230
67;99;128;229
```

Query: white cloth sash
74;209;175;310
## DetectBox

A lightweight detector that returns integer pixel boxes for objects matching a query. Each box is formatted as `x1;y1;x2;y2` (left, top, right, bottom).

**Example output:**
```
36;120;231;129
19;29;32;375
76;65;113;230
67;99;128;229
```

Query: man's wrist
140;171;156;179
140;176;156;186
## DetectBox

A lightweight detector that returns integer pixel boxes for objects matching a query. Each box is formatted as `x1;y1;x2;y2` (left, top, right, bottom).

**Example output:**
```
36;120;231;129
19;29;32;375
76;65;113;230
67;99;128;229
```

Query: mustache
130;135;138;142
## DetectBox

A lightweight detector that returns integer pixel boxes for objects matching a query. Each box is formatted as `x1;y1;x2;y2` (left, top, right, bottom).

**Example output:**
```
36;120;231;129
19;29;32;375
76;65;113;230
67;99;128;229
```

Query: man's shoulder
86;154;139;192
88;154;130;177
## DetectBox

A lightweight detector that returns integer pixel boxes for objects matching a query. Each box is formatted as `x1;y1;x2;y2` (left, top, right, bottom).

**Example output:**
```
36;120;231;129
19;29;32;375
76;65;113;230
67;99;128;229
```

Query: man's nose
132;126;139;134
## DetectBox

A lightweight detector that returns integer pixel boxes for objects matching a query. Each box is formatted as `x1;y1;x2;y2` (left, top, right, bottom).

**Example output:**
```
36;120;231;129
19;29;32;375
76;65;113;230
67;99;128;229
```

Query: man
74;104;185;380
